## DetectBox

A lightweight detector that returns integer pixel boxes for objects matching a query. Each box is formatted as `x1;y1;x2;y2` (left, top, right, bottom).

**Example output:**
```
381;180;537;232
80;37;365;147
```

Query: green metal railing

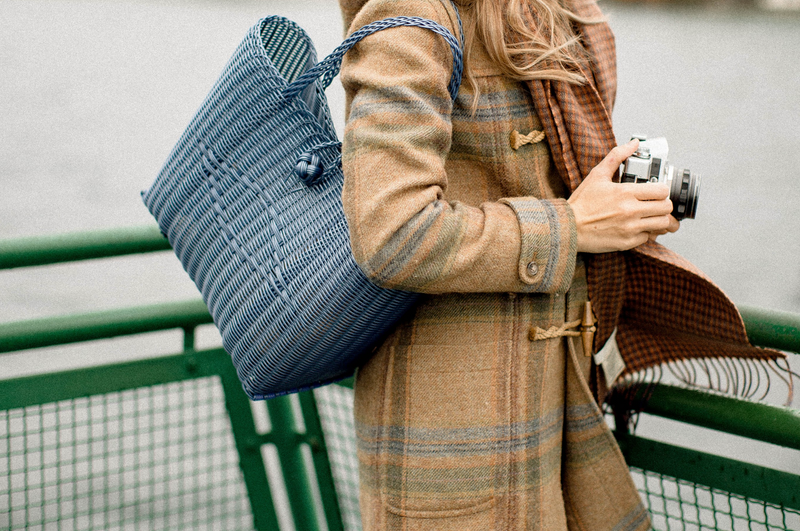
0;226;351;531
1;226;799;530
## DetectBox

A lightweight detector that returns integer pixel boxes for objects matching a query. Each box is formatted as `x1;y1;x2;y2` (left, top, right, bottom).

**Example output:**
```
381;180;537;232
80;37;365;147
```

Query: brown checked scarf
523;0;622;354
524;0;790;403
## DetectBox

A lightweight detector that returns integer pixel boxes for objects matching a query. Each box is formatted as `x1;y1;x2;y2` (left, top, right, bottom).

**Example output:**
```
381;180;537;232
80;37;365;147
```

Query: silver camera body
620;135;701;220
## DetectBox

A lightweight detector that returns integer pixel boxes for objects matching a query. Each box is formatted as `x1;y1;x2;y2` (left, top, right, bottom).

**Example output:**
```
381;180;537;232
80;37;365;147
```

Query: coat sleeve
340;0;577;294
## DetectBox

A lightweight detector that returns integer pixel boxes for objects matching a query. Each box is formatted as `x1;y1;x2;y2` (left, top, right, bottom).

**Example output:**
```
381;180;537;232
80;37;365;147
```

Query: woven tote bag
142;11;463;399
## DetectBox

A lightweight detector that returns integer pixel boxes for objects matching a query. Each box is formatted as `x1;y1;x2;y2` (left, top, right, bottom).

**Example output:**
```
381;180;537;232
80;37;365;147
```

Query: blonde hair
454;0;602;108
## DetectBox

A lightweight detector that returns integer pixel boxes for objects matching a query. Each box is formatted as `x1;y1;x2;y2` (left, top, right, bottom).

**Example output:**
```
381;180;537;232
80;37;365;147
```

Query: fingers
646;216;681;243
630;183;670;201
638;214;674;233
647;215;680;232
666;215;680;233
638;198;674;218
617;197;672;220
589;139;640;181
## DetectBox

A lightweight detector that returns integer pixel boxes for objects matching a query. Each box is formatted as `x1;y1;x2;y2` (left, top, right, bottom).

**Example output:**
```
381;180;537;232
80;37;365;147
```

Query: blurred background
1;0;799;476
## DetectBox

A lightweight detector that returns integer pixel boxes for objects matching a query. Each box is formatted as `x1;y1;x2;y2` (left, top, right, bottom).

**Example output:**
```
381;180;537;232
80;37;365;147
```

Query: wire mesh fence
1;377;254;531
314;385;361;531
631;467;800;531
2;374;799;531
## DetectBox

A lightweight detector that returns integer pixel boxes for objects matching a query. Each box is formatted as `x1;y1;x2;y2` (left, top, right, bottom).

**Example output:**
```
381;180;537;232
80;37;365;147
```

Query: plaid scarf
524;0;786;392
523;0;623;355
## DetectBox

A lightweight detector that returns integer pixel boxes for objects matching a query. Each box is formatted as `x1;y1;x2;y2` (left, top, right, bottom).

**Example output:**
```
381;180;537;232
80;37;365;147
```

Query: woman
337;0;782;529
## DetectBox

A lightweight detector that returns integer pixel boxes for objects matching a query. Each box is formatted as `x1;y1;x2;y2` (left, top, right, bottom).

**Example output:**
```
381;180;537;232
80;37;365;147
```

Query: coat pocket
357;342;506;531
383;497;495;531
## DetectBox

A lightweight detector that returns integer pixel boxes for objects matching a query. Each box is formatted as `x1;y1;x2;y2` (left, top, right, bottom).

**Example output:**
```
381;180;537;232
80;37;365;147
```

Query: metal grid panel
315;385;361;531
0;377;254;531
4;372;798;531
631;467;800;531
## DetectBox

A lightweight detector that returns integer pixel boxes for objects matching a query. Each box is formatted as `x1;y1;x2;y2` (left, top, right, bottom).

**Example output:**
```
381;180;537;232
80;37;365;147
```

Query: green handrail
616;433;800;510
3;224;798;352
0;299;212;354
643;383;800;451
3;301;795;452
0;225;170;269
2;225;799;350
739;304;800;354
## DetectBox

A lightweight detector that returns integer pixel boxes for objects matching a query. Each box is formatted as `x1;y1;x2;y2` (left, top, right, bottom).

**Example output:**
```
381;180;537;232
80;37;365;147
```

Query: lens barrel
669;168;701;220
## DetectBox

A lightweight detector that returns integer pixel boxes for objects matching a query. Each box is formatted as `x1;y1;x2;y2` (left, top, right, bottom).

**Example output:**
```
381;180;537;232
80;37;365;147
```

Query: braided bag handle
282;12;464;103
286;5;463;187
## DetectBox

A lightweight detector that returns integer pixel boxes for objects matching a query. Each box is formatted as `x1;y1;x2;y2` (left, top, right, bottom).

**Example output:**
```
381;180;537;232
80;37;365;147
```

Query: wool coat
339;1;649;529
338;0;784;529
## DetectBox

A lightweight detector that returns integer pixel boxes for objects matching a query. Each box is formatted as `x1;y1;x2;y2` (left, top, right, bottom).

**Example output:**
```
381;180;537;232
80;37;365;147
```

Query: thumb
588;139;640;182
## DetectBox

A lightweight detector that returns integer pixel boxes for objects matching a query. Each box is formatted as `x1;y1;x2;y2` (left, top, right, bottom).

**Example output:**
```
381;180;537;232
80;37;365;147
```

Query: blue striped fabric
142;14;462;399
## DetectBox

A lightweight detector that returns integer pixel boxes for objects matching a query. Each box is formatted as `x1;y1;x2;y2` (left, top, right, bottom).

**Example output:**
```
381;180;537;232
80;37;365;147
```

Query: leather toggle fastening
510;129;546;150
529;301;597;357
581;301;597;357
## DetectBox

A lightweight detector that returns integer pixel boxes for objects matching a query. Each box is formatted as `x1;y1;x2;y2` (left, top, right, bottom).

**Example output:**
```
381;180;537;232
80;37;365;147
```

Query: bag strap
282;8;464;103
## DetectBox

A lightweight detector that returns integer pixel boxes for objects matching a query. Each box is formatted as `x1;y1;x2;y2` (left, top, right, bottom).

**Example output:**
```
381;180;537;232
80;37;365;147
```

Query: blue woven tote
142;12;463;399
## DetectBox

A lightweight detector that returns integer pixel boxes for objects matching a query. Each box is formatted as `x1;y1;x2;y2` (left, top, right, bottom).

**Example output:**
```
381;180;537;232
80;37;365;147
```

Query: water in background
1;0;799;475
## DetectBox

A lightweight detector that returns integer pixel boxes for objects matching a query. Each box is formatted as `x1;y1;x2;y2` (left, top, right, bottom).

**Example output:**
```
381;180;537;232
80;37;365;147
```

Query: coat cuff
499;198;578;293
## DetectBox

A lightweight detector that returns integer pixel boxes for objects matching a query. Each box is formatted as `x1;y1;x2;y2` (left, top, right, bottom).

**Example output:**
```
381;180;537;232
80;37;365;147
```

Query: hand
567;139;680;253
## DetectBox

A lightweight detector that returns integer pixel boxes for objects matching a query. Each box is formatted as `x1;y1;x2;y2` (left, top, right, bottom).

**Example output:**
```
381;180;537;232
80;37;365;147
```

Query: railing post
266;395;324;531
216;363;282;531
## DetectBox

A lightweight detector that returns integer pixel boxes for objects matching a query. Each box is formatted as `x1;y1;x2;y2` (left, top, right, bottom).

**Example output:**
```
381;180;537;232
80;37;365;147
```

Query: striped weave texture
142;16;461;399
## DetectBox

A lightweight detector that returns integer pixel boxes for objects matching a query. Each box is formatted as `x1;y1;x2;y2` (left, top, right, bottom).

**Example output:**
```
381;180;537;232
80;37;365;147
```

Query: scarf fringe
605;356;798;431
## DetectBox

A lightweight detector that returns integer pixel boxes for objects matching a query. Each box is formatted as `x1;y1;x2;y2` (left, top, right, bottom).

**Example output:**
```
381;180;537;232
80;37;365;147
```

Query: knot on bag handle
285;2;463;187
294;140;343;186
295;153;324;186
282;11;464;103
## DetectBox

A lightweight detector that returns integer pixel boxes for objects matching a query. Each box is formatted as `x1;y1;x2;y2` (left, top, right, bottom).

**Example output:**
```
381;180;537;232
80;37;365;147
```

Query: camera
620;135;701;220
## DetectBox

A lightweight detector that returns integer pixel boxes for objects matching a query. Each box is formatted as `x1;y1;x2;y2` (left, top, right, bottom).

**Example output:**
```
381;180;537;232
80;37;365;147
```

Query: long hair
454;0;602;108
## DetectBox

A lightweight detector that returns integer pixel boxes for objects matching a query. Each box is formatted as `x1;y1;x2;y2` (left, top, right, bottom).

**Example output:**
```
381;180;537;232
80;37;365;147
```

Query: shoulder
347;0;459;38
339;0;461;117
341;0;461;90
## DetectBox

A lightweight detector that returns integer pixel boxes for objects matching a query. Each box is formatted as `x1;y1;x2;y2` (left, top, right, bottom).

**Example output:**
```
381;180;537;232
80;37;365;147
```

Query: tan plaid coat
338;0;782;529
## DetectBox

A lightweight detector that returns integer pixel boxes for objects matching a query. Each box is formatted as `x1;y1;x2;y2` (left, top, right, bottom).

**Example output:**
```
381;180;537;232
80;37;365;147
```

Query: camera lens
668;168;701;220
